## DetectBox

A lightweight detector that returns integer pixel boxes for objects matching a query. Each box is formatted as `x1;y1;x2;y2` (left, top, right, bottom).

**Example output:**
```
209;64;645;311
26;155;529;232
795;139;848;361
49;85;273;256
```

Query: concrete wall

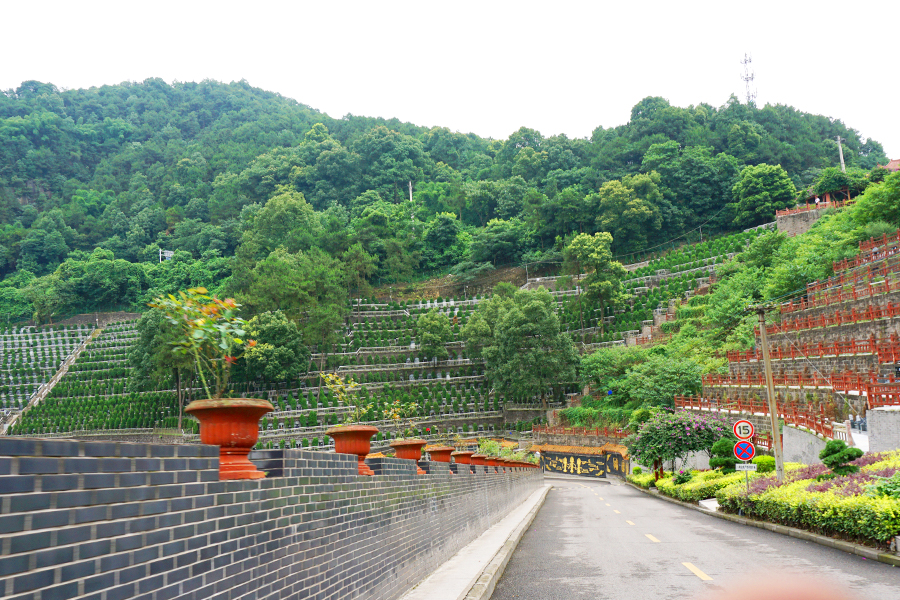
0;437;542;600
503;406;547;424
777;209;827;237
783;425;827;464
868;407;900;453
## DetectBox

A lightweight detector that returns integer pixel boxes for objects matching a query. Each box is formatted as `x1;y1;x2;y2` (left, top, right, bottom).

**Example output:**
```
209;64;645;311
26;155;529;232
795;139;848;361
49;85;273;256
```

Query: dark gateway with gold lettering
541;451;628;478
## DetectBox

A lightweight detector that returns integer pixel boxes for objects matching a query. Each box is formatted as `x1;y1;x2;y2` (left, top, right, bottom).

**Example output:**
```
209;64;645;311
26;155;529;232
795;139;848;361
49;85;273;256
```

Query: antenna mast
740;53;757;105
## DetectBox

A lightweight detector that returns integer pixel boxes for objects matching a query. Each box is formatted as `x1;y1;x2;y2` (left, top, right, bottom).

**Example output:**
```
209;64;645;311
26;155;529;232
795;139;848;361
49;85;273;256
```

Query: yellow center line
598;497;603;501
626;520;635;525
605;503;611;506
683;563;712;581
613;510;621;514
645;534;660;543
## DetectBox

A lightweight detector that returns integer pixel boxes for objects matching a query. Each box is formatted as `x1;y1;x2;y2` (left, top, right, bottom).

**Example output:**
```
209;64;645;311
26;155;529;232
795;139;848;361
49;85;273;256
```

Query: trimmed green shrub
752;455;776;473
709;436;739;473
820;440;864;477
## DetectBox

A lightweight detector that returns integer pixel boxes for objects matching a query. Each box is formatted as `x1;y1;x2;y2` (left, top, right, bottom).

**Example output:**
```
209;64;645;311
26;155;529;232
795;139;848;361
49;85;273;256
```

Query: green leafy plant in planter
322;373;370;425
149;287;256;399
323;373;379;476
382;398;419;439
149;287;270;480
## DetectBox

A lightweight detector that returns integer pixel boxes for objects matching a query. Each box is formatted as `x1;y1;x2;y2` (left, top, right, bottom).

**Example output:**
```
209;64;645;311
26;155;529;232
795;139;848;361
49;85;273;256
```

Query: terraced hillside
4;229;762;447
0;324;93;431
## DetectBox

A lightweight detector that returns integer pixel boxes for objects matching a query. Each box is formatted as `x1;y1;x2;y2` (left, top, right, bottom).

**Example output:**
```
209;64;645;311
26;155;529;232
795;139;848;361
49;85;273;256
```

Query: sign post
734;440;756;493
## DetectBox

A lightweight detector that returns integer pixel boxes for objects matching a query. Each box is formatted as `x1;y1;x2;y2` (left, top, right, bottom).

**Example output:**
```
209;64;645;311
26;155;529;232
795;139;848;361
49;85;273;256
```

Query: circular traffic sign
733;419;755;440
733;440;755;461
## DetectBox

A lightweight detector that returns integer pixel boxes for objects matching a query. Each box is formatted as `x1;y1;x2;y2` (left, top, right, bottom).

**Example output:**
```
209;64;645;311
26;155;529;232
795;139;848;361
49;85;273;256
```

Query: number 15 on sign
733;420;754;440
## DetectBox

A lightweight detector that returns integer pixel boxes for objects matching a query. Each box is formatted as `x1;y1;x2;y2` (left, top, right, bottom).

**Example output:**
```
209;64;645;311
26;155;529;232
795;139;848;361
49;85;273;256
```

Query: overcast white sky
3;1;897;158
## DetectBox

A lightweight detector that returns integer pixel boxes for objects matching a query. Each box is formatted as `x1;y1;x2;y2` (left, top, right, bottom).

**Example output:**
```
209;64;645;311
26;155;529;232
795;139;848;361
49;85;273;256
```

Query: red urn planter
470;454;487;469
326;425;379;476
451;450;475;464
390;439;428;474
427;446;455;463
185;398;274;480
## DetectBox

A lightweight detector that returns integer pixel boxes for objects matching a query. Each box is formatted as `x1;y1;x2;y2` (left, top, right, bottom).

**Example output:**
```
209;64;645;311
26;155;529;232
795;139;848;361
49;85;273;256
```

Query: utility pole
757;307;785;483
835;136;846;173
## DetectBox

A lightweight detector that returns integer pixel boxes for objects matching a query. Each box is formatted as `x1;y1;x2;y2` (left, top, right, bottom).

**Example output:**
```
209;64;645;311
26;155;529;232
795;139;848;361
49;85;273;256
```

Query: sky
3;0;897;158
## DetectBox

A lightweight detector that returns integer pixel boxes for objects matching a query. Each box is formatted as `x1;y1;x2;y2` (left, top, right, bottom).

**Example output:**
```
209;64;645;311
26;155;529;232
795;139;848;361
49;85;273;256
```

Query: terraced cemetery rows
0;324;92;415
5;228;763;442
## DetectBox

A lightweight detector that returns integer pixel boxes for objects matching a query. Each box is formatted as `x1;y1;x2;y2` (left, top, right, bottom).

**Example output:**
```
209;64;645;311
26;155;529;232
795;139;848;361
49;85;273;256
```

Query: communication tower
740;54;757;105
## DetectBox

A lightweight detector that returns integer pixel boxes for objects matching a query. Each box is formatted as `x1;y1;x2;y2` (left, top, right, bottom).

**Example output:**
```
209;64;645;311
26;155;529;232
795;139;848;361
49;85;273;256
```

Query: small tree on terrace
417;308;452;361
563;232;627;338
464;287;578;409
626;410;729;479
128;308;194;431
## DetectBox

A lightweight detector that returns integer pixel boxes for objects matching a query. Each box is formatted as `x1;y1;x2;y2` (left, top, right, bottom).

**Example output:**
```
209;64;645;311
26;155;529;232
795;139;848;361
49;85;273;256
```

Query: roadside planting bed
628;450;900;548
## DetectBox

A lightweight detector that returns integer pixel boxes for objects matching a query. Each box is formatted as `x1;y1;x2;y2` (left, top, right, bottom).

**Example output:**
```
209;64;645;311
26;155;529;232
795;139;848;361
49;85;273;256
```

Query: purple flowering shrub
807;467;900;496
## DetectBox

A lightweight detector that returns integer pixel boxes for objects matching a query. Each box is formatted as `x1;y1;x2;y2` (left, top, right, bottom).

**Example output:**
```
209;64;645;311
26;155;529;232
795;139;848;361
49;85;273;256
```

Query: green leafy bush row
655;469;748;502
716;452;900;545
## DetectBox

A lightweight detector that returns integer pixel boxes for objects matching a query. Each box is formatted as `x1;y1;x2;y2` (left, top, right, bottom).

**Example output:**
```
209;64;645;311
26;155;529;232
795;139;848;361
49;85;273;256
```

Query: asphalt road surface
491;474;900;600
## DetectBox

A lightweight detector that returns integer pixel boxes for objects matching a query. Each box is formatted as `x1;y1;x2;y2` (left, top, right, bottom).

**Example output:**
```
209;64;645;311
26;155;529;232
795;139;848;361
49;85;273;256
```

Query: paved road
492;475;900;600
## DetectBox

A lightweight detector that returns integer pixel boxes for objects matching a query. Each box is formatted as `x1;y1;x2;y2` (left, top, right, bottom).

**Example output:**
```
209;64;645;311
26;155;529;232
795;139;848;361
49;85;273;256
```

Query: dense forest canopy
0;78;890;324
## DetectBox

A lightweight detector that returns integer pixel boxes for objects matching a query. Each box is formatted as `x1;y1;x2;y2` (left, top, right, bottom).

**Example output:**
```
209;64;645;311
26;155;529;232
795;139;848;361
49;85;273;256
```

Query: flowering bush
149;288;255;399
626;409;730;469
716;451;900;546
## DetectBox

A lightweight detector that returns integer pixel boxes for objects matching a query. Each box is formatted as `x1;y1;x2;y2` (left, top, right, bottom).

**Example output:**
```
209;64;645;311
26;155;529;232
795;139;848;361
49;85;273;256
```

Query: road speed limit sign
733;420;754;440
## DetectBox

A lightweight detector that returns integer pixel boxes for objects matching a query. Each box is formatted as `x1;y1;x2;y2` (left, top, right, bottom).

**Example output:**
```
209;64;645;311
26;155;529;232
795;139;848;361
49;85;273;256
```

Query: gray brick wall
0;437;542;600
868;408;900;453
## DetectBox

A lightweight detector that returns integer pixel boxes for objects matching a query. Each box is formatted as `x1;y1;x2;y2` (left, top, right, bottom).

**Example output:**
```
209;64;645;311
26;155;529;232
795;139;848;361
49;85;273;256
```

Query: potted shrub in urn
323;373;378;476
384;399;427;474
150;288;271;480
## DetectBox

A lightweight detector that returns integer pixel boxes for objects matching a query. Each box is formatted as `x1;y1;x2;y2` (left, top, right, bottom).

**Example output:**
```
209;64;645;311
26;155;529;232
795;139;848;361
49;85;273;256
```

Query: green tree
463;288;578;408
730;164;796;227
587;173;664;254
417;308;452;361
243;310;310;383
852;171;900;227
819;439;863;477
129;308;194;430
563;232;627;335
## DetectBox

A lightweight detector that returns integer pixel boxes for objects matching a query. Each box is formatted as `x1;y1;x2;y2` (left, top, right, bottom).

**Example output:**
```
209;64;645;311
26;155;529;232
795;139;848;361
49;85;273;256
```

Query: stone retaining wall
0;437;542;600
727;354;881;378
776;209;827;238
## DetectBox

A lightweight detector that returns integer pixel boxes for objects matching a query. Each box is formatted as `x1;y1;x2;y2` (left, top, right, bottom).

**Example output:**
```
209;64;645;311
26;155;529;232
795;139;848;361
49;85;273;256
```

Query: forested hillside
0;78;890;324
